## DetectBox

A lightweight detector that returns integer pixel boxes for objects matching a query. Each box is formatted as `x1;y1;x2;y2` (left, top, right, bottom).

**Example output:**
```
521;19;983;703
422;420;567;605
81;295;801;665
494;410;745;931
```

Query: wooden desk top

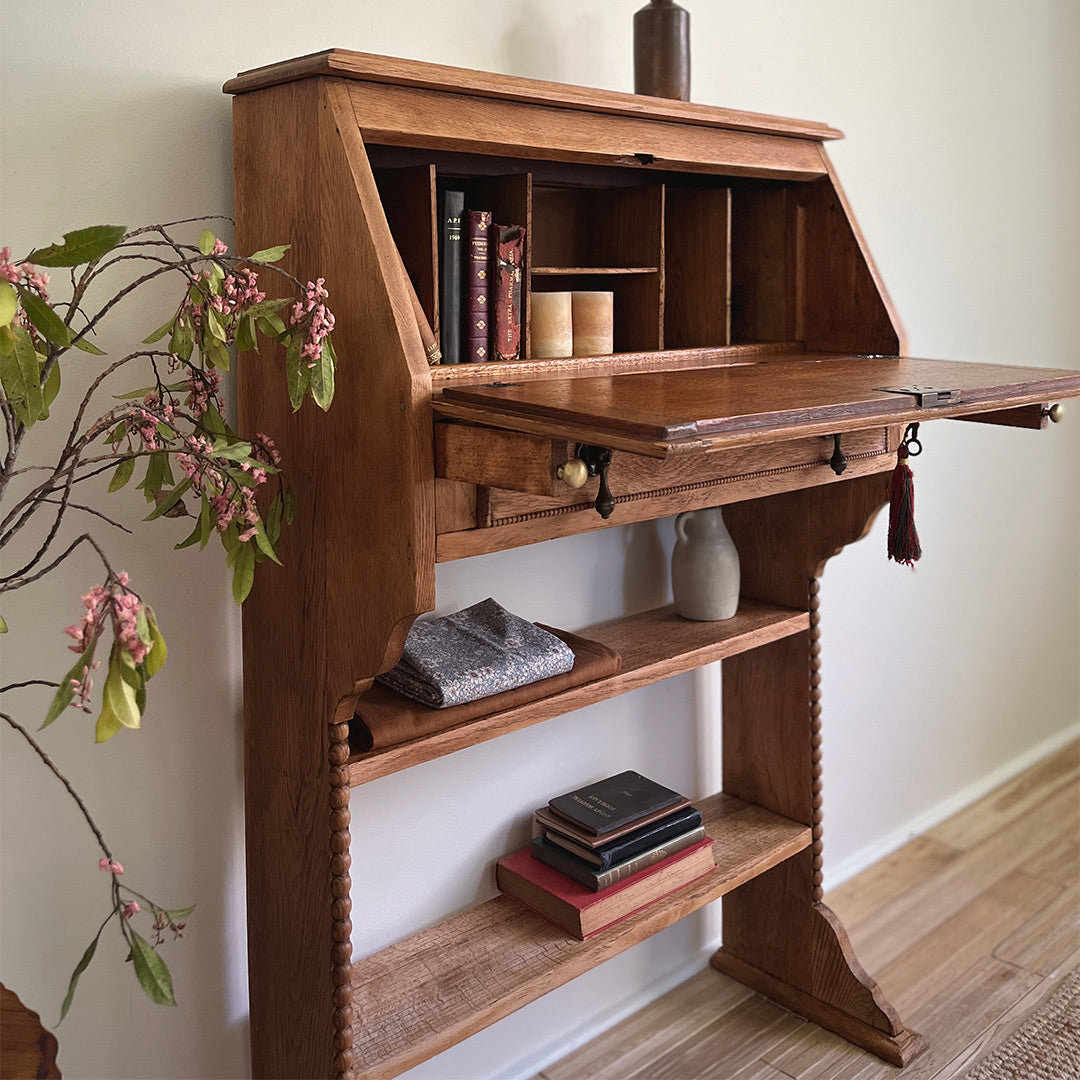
435;354;1080;456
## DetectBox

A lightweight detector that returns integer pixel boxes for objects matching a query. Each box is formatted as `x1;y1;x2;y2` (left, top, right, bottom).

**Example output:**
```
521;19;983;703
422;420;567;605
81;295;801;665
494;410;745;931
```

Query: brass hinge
877;384;962;407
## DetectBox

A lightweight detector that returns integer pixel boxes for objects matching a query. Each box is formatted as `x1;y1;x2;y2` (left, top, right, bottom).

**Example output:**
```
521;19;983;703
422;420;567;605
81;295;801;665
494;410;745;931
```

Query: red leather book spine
465;210;492;362
492;224;525;361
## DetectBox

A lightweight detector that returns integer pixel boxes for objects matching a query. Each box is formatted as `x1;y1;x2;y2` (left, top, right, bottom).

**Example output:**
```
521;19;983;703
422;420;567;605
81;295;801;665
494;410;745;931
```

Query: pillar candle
572;291;614;356
530;291;573;357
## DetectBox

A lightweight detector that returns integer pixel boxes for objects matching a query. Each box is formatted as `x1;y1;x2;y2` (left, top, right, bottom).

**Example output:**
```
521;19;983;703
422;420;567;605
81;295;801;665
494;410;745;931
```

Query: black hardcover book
531;826;708;891
548;770;684;836
438;189;465;364
544;805;704;870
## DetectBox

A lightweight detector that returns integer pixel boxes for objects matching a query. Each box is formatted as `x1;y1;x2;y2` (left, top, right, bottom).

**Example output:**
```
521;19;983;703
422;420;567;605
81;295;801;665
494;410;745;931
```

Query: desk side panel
233;76;435;1079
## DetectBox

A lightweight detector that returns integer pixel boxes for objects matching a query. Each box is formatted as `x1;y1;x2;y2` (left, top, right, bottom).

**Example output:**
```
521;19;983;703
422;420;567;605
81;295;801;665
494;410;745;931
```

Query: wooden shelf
347;600;809;785
348;791;811;1080
531;266;659;275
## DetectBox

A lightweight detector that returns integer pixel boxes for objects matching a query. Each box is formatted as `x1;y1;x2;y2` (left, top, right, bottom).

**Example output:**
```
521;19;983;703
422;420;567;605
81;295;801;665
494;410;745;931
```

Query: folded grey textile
376;598;576;708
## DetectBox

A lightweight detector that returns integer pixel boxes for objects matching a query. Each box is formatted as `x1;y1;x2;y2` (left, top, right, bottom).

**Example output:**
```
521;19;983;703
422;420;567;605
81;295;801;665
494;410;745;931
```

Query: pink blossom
0;247;19;283
64;573;154;668
98;858;124;875
211;238;228;256
121;900;141;919
184;367;221;419
289;278;335;363
253;432;281;466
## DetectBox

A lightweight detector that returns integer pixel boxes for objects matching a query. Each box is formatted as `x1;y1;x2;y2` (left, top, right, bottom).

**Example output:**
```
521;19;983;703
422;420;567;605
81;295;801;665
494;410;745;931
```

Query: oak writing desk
224;50;1080;1079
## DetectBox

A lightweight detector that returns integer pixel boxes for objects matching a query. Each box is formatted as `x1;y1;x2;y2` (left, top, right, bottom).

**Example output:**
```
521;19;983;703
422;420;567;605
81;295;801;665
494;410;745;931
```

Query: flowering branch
0;219;339;1019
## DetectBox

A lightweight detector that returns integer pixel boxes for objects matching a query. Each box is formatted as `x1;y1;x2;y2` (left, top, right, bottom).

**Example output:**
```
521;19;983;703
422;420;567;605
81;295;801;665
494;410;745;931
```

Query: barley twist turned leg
329;718;355;1080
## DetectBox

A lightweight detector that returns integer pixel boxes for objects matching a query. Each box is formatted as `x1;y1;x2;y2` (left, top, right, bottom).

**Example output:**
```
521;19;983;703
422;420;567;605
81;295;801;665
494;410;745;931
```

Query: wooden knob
557;458;589;489
1045;403;1064;423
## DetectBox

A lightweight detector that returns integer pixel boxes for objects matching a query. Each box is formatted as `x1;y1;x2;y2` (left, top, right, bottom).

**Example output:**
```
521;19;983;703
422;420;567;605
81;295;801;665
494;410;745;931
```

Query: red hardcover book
465;210;492;362
495;837;715;939
491;224;524;361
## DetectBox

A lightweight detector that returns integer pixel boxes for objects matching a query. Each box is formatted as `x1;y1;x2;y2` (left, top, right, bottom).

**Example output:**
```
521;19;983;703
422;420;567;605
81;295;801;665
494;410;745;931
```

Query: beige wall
1;2;1076;1077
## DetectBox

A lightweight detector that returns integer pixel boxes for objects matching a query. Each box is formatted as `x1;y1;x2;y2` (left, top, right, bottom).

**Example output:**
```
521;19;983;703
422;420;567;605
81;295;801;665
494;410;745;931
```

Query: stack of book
439;189;526;365
496;771;715;939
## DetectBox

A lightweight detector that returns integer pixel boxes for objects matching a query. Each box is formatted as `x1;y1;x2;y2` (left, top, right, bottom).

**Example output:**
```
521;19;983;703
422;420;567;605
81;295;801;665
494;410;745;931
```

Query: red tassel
888;445;921;565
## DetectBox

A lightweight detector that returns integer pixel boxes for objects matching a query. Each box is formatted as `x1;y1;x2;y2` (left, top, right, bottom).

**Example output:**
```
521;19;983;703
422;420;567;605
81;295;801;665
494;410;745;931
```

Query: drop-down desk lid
432;353;1080;457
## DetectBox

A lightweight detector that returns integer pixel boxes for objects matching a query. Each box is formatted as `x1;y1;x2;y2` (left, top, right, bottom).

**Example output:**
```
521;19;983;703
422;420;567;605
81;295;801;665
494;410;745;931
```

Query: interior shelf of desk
347;791;811;1080
347;599;809;786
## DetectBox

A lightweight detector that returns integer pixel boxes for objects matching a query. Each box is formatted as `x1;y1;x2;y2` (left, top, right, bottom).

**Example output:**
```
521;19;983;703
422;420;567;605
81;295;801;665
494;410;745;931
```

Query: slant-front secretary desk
224;50;1080;1080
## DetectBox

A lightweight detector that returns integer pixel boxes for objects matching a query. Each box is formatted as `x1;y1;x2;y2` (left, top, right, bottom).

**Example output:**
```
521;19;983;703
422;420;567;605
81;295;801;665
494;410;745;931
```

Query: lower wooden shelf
348;791;811;1079
347;599;809;785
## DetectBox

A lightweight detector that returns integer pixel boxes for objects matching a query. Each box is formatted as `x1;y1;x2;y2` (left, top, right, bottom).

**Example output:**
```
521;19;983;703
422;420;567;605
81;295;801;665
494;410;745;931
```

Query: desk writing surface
435;354;1080;455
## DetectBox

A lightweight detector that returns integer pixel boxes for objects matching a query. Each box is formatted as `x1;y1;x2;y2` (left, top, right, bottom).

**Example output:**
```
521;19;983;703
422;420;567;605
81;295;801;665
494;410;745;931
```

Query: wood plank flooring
535;740;1079;1080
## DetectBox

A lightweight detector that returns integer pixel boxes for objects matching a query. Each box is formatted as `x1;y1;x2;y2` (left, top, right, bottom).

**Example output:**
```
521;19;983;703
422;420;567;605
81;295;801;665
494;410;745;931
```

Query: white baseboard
822;722;1080;892
495;951;715;1080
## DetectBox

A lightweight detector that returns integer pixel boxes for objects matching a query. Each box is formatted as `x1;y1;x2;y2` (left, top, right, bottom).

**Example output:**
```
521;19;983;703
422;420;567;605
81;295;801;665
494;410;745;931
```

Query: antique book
491;224;524;360
548;770;684;835
438;189;465;364
533;797;692;849
541;804;703;870
465;209;492;362
496;837;715;939
533;825;708;890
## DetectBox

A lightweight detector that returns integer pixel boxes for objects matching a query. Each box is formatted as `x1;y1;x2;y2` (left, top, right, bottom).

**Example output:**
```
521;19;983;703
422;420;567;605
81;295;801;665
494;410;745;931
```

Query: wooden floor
535;740;1080;1080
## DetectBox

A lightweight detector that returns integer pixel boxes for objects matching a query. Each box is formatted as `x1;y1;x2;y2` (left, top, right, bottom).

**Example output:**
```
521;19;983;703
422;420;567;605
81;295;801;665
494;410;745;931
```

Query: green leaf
284;338;309;412
94;700;124;743
143;608;167;680
197;493;213;549
200;405;225;436
310;337;336;411
144;477;193;521
174;516;203;551
162;904;196;921
0;281;17;327
0;324;16;358
17;286;71;347
142;316;175;345
29;225;126;267
71;335;107;355
236;312;257;352
265;495;283;547
0;615;7;633
0;324;46;428
59;929;102;1024
247;244;289;263
204;305;226;343
232;541;256;603
41;641;97;730
42;359;61;412
198;229;217;256
108;456;136;492
251;522;282;565
138;452;167;502
283;491;297;525
129;929;177;1007
169;320;194;362
103;649;140;730
256;313;287;337
245;298;289;318
209;438;252;462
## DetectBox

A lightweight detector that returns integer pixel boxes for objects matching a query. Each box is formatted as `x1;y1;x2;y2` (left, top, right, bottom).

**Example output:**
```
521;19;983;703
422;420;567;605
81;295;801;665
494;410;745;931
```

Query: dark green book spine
438;189;465;364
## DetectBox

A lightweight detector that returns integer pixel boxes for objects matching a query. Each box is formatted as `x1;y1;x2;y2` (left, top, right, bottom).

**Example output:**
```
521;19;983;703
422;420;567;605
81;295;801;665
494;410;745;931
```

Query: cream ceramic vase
671;506;740;620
